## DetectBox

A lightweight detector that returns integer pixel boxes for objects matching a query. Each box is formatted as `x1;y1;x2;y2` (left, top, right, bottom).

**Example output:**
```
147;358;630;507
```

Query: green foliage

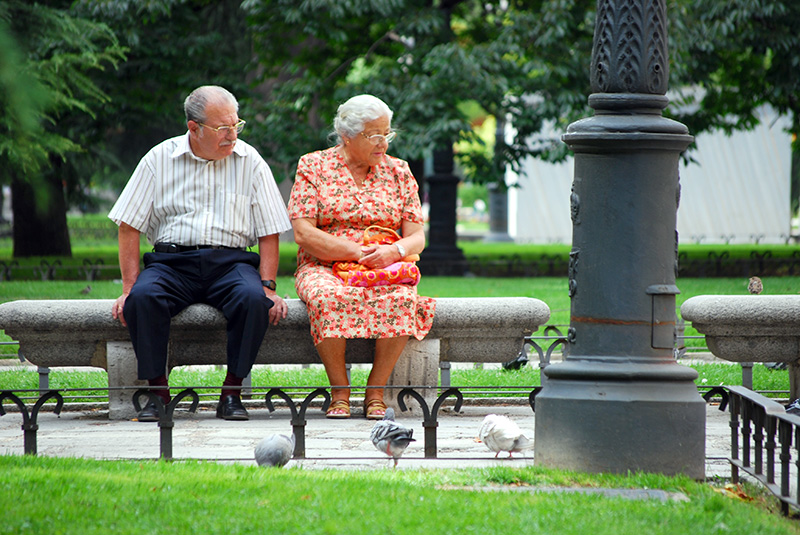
457;181;489;210
0;15;51;175
670;0;800;138
242;0;582;182
68;0;256;195
0;1;124;179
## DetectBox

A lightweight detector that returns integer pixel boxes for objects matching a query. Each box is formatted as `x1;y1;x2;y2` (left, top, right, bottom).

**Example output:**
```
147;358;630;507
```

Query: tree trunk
11;163;72;258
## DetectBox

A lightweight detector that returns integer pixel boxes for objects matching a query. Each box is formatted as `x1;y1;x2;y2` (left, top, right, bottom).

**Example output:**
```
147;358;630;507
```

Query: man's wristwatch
261;279;277;291
395;243;406;258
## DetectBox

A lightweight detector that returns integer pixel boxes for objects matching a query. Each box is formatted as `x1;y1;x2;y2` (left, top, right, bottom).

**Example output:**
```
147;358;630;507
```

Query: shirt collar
171;131;246;161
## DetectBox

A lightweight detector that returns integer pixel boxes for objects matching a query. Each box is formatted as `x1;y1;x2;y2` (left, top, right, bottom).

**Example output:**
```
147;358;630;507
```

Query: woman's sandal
365;399;387;420
326;399;351;419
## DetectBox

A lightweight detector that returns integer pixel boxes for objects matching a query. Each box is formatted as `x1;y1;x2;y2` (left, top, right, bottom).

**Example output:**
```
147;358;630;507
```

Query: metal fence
724;386;800;515
3;249;800;281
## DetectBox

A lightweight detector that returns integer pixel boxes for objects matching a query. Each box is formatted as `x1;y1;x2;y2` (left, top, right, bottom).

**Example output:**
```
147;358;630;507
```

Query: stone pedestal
386;338;440;415
107;341;145;420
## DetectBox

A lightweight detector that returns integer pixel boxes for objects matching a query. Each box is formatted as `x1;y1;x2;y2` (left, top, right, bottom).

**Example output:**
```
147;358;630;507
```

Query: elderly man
108;85;291;422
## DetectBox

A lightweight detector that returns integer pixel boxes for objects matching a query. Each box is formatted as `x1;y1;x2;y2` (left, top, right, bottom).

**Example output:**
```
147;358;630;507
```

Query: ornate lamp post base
536;362;706;477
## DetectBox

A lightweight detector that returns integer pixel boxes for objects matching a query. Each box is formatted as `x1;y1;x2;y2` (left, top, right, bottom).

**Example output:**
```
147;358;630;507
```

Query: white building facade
509;106;793;245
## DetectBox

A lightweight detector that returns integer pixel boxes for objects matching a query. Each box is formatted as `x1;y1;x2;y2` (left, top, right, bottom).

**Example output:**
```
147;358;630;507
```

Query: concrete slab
0;398;734;478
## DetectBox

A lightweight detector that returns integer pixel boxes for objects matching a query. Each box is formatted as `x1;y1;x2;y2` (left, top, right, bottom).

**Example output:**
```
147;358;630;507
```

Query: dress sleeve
288;152;319;221
399;160;424;225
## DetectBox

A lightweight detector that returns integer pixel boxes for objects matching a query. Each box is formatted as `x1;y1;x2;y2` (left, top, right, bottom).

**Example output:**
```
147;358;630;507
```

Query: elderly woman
288;94;435;419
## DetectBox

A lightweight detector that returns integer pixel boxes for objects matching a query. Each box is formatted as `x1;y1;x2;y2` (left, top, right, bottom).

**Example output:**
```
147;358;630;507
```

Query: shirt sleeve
250;155;292;238
107;151;155;233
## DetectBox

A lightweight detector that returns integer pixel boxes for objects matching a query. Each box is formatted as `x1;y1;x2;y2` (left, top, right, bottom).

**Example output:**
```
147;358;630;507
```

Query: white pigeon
254;433;295;467
477;414;533;458
370;407;415;467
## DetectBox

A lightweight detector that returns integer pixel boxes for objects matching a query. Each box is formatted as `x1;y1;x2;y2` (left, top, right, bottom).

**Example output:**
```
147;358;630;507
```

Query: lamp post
533;0;706;477
419;146;467;275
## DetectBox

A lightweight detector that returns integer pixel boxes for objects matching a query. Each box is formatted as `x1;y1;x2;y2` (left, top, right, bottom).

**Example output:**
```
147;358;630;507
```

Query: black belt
154;243;245;253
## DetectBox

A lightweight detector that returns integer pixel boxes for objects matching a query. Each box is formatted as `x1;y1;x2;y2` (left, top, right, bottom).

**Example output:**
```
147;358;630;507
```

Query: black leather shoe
216;394;249;421
137;400;160;422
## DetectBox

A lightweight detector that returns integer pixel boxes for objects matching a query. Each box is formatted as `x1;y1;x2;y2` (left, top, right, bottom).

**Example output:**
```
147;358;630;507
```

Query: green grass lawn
2;456;797;535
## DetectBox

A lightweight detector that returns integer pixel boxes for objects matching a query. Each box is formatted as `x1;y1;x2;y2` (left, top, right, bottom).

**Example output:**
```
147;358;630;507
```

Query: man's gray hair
184;86;239;123
333;94;393;143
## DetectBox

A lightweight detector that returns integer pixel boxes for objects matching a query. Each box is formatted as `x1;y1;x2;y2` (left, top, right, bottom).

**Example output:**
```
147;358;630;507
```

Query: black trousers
123;249;273;380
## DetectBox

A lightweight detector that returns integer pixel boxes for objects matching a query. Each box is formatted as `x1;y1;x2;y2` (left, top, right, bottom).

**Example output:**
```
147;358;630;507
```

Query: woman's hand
358;244;401;269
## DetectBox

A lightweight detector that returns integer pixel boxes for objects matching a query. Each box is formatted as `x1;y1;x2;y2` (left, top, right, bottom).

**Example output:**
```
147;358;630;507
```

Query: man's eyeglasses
360;131;397;145
197;119;246;135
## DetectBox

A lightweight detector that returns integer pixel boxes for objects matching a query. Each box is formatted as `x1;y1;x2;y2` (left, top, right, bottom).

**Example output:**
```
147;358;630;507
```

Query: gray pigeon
254;433;295;467
477;414;533;458
370;407;415;467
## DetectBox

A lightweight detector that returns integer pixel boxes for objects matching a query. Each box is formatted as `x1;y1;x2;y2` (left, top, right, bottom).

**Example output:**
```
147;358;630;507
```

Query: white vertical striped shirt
108;133;291;248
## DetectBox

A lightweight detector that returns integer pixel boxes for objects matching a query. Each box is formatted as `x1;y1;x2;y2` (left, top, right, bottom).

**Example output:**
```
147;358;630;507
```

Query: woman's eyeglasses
360;131;397;145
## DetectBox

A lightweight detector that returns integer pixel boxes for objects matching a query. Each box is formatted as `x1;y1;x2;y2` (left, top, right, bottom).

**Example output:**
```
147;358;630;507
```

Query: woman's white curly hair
332;94;393;144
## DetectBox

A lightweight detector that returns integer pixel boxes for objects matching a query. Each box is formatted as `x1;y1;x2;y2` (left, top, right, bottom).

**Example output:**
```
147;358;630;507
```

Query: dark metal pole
418;147;467;275
534;0;706;478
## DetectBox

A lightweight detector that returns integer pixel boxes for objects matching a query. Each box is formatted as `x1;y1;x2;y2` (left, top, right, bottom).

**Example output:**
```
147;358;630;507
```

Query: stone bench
681;295;800;400
0;297;550;419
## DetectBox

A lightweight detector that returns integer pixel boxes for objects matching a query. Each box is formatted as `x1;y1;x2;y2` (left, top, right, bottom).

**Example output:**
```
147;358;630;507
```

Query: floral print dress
288;146;436;345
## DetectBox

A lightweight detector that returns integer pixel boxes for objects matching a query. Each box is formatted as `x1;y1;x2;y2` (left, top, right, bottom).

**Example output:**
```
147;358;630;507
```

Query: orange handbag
333;226;421;287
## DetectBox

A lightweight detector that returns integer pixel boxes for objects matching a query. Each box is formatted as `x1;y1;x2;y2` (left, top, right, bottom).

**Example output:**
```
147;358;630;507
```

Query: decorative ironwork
570;185;581;225
567;327;577;344
568;249;579;297
527;329;569;374
397;388;463;458
1;382;795;479
727;386;800;515
264;388;330;459
0;390;64;455
34;259;61;281
79;258;105;281
701;386;729;411
528;388;542;412
0;260;18;281
591;0;668;95
2;248;800;281
133;388;199;460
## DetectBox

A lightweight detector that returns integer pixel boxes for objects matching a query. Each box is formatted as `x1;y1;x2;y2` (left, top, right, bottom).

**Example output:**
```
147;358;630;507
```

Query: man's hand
112;294;128;327
266;293;288;325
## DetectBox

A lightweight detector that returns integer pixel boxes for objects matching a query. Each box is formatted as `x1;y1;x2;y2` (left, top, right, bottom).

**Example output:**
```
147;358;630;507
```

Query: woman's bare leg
366;336;409;406
316;337;349;415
